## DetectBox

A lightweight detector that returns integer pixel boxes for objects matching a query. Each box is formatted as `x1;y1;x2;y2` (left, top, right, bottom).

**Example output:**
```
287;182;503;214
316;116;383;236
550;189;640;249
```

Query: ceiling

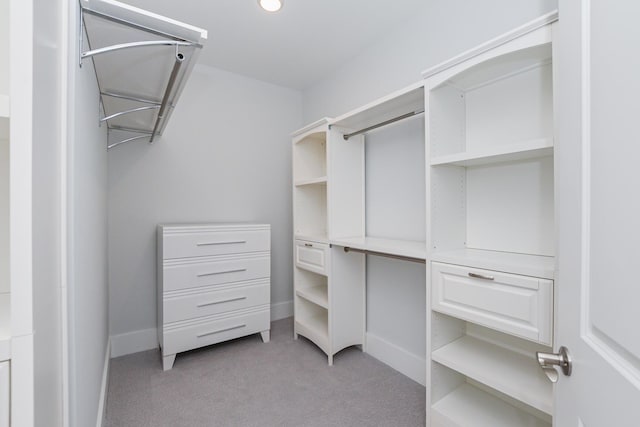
119;0;425;90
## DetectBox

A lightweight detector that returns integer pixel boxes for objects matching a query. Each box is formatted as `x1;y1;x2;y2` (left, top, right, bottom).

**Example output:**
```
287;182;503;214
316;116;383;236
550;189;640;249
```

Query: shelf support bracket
100;105;161;124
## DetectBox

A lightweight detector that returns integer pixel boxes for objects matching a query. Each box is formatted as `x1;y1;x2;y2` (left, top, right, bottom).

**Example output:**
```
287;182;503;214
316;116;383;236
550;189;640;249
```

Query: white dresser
157;223;271;370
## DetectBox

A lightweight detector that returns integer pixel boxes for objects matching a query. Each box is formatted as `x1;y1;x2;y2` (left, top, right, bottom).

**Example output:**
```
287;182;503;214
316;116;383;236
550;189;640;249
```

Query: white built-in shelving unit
292;83;427;369
424;12;558;427
292;118;366;365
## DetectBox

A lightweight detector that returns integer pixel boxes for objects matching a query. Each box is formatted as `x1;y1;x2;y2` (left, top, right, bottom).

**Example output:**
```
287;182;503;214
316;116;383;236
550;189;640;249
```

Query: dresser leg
162;354;176;371
293;332;298;340
260;330;270;343
328;354;333;366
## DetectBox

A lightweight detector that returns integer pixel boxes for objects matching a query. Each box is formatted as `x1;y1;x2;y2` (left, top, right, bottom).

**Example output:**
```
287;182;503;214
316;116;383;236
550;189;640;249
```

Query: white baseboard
110;328;158;358
96;338;111;427
271;300;293;321
365;332;426;386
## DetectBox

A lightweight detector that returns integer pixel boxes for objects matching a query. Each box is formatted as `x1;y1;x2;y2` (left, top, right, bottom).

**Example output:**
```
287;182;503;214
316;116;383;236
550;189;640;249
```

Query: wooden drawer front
432;262;553;345
163;229;270;259
163;308;270;355
295;240;329;275
164;282;270;324
163;256;270;292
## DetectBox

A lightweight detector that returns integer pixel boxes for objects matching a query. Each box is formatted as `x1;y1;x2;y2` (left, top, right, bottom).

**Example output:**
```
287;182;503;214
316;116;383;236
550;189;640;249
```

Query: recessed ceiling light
258;0;283;12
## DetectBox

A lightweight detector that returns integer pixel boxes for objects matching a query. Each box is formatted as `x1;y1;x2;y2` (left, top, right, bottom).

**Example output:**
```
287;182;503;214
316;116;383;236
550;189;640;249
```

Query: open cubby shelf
432;335;552;414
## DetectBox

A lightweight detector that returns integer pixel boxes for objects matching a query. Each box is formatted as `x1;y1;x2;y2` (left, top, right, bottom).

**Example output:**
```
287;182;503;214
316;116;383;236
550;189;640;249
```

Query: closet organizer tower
292;84;427;367
424;12;558;427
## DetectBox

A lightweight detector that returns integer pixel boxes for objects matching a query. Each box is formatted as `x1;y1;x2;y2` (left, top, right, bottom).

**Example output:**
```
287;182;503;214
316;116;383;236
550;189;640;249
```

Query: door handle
536;346;572;383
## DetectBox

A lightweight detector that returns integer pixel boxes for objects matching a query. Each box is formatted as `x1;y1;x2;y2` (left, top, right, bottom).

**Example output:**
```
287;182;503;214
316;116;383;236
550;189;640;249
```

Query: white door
554;1;640;425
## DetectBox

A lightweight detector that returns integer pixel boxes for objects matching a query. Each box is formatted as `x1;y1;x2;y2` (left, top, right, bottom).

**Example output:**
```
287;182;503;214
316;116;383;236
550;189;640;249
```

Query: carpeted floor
104;317;425;427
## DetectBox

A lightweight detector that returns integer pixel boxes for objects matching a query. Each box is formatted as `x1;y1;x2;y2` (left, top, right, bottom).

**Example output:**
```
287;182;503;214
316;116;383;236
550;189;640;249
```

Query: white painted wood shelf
0;294;10;361
431;248;554;279
432;383;551;427
295;313;329;352
296;286;328;309
331;81;424;133
430;138;553;167
432;335;552;414
294;176;328;187
331;236;427;260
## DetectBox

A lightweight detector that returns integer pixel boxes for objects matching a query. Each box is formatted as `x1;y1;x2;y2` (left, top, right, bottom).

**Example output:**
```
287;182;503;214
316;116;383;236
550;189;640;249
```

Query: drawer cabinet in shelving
158;224;271;370
295;240;329;276
432;262;553;345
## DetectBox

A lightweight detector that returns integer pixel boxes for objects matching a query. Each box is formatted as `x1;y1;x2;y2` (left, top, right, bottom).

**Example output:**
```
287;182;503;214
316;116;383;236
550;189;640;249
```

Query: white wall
0;139;7;295
32;0;64;424
303;0;558;122
302;0;557;376
108;65;302;347
67;2;110;425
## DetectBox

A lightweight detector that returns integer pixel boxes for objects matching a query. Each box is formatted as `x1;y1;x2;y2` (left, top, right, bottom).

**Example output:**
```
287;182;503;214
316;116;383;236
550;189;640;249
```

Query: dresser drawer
163;255;270;292
164;282;270;324
162;308;270;355
295;240;329;275
163;229;270;259
432;262;553;345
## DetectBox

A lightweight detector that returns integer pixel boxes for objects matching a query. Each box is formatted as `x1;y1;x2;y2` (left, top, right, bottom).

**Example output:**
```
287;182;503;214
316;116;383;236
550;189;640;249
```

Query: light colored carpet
104;317;425;427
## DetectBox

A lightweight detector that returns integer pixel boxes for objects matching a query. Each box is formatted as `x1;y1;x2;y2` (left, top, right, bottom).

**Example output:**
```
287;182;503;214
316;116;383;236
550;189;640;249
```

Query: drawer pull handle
304;243;313;247
197;296;247;308
197;324;246;338
468;272;494;281
197;240;247;246
197;268;247;277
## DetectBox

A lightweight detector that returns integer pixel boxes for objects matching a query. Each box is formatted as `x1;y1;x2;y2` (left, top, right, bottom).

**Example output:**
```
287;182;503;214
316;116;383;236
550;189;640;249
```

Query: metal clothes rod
343;247;426;264
149;52;185;143
100;105;160;123
342;109;425;141
107;134;150;150
82;40;193;60
101;91;162;106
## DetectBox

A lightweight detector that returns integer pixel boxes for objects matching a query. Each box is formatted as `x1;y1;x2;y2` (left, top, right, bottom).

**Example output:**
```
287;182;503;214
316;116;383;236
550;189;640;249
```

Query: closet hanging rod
343;247;426;264
82;8;204;48
342;109;425;141
109;125;153;134
149;52;185;143
100;105;160;123
82;40;193;60
107;134;151;150
101;91;162;106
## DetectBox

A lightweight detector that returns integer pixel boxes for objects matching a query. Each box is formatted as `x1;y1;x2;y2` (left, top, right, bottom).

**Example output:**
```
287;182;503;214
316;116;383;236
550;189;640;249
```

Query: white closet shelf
0;294;10;361
331;237;426;260
432;335;552;414
330;82;424;134
430;138;553;167
294;177;328;187
291;118;332;143
295;313;329;353
295;233;329;244
296;285;328;309
432;383;551;427
80;0;207;150
431;248;554;279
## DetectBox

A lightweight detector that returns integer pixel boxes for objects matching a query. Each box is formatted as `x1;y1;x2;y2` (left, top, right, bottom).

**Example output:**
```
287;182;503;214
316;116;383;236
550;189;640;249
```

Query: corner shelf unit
424;12;558;427
80;0;207;149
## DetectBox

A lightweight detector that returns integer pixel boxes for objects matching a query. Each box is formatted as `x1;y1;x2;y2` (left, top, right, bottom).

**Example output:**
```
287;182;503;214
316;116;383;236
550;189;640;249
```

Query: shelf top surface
159;223;270;232
431;248;555;279
330;81;424;132
432;383;551;427
291;117;332;139
331;236;427;260
422;11;557;80
430;138;553;167
432;335;552;414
